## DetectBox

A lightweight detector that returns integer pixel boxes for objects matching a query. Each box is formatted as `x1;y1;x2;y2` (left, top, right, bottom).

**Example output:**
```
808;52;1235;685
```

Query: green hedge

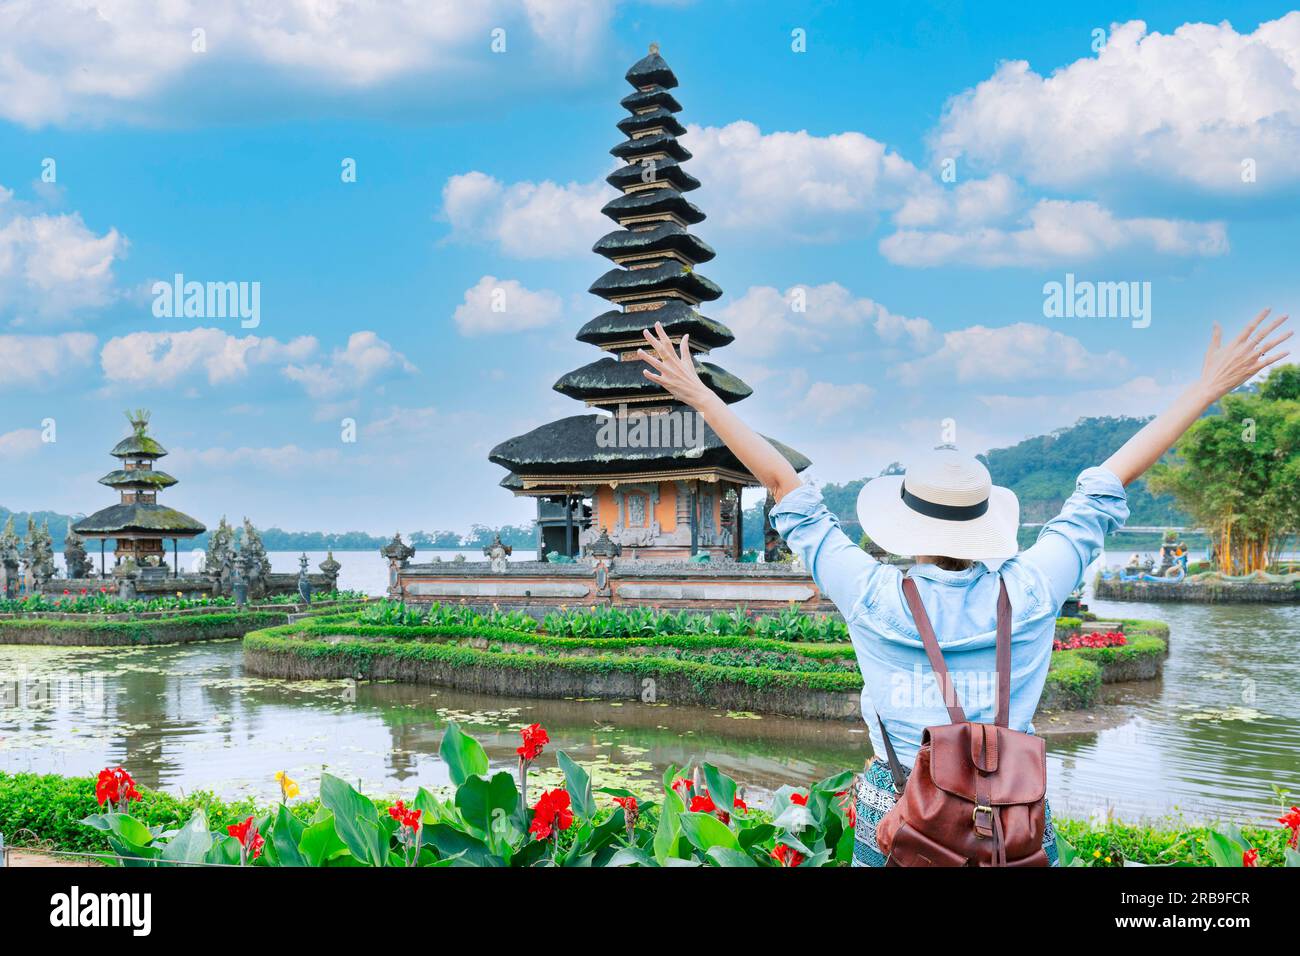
245;626;864;693
2;771;1291;867
0;611;291;645
247;615;1167;712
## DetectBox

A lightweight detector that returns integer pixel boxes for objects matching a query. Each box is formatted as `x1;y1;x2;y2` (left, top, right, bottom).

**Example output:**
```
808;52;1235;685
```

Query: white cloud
0;428;43;459
0;332;97;389
282;331;416;398
442;120;935;256
100;327;317;387
453;275;565;336
442;172;609;260
893;322;1129;386
687;121;931;239
169;444;343;473
791;381;875;423
880;199;1228;267
974;375;1183;426
0;0;618;126
932;14;1300;191
0;187;126;324
717;283;937;358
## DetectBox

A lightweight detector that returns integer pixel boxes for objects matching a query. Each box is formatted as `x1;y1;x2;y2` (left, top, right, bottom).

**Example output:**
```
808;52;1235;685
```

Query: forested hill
812;416;1189;536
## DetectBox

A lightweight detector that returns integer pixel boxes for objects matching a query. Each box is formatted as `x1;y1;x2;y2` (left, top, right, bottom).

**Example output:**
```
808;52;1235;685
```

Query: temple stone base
394;558;837;619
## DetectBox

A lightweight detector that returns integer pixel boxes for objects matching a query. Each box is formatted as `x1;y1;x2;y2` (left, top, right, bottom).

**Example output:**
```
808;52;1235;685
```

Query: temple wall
654;481;677;533
395;560;838;620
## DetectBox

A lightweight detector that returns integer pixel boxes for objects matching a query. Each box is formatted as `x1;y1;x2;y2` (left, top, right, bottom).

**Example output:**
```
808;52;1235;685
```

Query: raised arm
1102;308;1291;486
638;323;802;501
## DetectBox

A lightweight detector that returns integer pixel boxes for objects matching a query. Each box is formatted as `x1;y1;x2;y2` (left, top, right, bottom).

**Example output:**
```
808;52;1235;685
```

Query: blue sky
0;0;1297;536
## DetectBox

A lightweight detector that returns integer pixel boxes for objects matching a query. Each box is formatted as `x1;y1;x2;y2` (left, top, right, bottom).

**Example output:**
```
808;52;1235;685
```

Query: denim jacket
769;466;1128;767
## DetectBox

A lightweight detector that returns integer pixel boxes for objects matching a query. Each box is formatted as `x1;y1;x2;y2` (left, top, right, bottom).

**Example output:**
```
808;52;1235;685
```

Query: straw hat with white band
855;446;1020;562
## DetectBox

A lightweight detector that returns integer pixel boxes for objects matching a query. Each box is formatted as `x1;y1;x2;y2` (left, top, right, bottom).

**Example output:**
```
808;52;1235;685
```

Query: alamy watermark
1042;273;1150;329
152;273;260;328
596;405;705;455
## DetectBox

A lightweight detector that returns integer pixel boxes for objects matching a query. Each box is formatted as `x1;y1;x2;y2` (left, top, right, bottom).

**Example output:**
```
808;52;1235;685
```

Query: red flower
670;777;694;802
689;791;717;814
1278;806;1300;849
790;792;808;806
516;723;549;762
388;799;422;831
688;790;745;824
613;794;640;837
227;816;265;860
63;589;70;595
529;788;574;841
612;795;639;815
1242;848;1259;867
772;843;804;867
836;788;857;829
94;767;141;807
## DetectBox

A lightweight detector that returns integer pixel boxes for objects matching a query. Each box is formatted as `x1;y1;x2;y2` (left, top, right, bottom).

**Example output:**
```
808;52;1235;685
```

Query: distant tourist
638;308;1290;867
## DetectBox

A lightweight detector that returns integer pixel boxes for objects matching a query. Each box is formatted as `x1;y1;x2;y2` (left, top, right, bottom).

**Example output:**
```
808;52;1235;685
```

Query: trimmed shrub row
244;615;1167;717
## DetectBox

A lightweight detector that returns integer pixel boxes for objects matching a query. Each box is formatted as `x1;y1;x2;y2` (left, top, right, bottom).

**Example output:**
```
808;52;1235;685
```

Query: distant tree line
0;507;538;553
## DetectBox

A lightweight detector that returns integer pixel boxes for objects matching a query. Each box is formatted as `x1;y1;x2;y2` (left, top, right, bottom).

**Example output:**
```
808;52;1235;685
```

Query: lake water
2;550;1296;825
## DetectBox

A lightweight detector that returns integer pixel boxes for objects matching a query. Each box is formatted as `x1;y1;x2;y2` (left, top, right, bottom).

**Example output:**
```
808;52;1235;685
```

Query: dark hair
927;555;973;572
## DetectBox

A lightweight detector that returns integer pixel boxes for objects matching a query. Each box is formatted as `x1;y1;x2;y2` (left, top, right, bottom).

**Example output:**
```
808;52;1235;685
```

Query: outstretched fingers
1235;307;1272;345
1257;327;1293;359
1249;313;1289;350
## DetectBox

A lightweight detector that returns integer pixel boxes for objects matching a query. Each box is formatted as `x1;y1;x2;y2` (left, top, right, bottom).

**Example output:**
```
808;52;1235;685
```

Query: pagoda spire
553;42;750;412
489;47;809;560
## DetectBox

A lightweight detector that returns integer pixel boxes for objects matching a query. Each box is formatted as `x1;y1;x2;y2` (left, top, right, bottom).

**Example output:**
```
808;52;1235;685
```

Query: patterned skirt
852;759;1059;867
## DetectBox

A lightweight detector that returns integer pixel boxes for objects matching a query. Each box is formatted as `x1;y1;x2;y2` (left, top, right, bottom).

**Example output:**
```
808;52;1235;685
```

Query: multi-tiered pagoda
72;411;206;576
490;45;809;560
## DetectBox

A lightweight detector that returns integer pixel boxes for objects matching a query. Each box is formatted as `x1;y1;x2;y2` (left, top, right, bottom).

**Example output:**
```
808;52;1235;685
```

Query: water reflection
1;570;1297;823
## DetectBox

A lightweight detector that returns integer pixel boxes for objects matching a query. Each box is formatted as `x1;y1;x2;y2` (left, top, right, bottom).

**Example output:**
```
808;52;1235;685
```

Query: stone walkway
5;849;99;867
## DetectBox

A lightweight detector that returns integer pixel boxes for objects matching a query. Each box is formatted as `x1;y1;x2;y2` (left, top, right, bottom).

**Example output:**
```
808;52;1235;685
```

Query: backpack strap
874;573;1014;789
993;576;1011;729
875;713;908;793
901;576;967;724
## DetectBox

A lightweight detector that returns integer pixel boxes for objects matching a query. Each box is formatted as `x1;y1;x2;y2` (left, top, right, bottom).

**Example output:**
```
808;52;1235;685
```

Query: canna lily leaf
679;810;740;853
159;810;212;865
440;721;489;786
557;750;596;820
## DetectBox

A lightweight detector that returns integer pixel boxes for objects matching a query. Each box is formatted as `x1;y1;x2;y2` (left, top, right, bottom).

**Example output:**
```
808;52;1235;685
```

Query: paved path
5;849;99;867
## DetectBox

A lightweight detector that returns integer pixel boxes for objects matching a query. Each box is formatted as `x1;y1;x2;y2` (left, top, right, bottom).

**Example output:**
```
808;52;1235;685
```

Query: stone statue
21;518;56;591
232;550;250;608
380;533;416;598
205;516;236;578
0;517;21;598
585;527;622;560
297;552;313;604
318;551;341;592
482;534;512;573
240;518;272;596
63;528;92;580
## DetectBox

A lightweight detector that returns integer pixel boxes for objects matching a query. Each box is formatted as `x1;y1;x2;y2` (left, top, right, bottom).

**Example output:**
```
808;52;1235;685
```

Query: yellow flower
176;591;183;599
1105;856;1113;864
275;770;300;800
1092;850;1101;858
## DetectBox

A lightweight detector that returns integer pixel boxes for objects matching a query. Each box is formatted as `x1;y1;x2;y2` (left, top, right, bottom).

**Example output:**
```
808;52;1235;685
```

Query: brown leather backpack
874;575;1048;867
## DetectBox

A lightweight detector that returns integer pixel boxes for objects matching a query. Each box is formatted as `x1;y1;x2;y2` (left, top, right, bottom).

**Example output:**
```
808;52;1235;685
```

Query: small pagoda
490;45;809;560
72;410;206;576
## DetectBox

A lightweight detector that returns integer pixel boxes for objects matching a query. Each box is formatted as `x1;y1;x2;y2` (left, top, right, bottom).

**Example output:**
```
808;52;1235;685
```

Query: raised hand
637;322;714;410
1103;307;1293;486
1199;308;1292;402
